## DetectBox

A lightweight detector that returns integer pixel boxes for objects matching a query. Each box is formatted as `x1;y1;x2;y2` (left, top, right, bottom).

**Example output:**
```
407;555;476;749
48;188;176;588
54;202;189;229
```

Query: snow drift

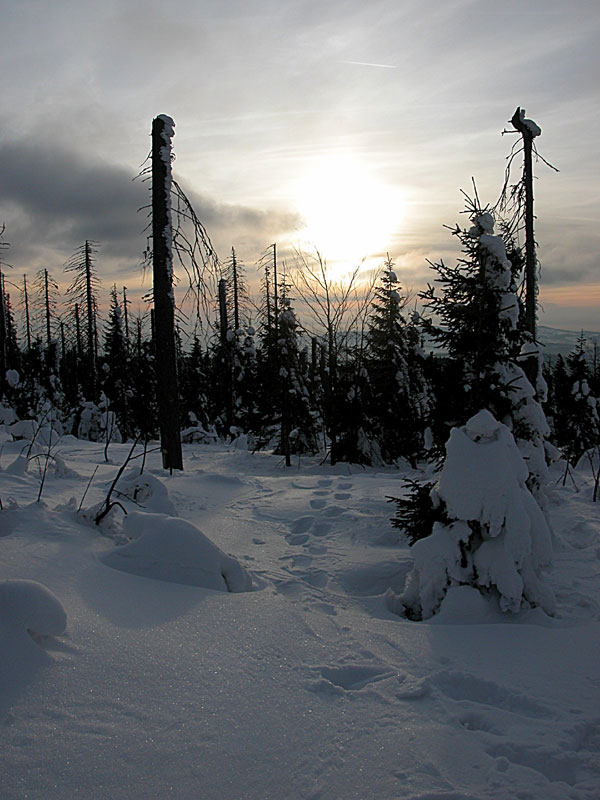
102;511;252;592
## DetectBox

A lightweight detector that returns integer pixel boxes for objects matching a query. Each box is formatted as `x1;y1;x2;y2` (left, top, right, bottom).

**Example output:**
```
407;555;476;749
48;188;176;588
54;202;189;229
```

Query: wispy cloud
338;60;396;69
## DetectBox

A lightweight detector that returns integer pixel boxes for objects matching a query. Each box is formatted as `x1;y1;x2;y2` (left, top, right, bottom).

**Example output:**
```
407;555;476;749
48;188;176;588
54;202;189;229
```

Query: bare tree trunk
122;286;130;346
23;274;31;352
511;107;539;386
218;278;228;345
272;243;279;337
152;114;183;471
0;264;6;394
231;247;240;331
84;241;97;398
44;269;52;347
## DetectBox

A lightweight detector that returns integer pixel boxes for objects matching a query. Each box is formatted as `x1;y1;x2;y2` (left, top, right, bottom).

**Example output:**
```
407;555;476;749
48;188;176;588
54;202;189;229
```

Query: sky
0;0;598;331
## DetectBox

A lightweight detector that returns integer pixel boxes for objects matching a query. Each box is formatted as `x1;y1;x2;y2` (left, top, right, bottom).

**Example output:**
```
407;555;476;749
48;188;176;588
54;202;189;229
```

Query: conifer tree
276;299;319;464
561;334;600;465
180;334;212;433
391;199;550;546
366;257;432;465
101;285;131;437
65;241;101;400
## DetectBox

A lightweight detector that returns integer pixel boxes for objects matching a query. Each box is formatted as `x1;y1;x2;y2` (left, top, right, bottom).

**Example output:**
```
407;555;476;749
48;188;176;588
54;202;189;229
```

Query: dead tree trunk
511;107;537;341
44;269;52;347
83;241;97;398
122;286;130;347
152;114;183;471
231;247;240;331
511;106;541;387
272;243;279;337
0;264;6;394
218;278;228;345
23;274;32;352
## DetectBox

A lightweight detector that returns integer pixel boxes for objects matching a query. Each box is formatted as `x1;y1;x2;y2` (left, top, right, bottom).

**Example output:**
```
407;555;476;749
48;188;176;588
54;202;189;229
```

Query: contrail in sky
338;60;397;69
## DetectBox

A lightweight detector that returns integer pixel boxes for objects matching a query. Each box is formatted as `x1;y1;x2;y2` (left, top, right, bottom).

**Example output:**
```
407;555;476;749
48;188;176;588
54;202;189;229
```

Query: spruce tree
366;257;431;465
391;199;550;546
101;285;131;437
562;334;600;465
275;299;319;463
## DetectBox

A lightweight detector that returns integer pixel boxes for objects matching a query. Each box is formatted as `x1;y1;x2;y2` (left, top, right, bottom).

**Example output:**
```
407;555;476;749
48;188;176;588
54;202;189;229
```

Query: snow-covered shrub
0;403;18;426
115;468;177;516
390;410;555;620
78;395;122;443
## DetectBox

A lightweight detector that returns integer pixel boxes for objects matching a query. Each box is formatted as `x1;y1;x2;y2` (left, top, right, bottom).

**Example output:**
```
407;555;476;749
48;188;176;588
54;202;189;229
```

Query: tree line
0;229;597;473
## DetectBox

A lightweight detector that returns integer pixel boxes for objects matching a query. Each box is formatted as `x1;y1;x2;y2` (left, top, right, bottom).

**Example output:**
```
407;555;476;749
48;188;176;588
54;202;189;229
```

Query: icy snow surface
0;438;599;799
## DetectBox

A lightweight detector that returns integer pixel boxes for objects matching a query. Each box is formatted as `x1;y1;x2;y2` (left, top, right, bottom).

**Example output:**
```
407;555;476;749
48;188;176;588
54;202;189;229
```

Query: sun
292;154;404;278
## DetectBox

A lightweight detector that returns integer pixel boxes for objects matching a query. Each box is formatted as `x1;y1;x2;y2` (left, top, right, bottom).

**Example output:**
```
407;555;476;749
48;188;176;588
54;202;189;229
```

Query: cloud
0;138;301;283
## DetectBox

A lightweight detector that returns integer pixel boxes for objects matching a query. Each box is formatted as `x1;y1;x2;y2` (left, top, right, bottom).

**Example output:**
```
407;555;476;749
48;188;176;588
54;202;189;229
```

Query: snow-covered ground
1;435;599;799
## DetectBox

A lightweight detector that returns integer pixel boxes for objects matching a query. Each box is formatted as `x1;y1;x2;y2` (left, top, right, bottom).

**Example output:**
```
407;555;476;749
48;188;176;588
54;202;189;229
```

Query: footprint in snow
317;478;333;487
486;742;579;786
310;498;327;509
312;521;332;537
286;533;310;546
290;516;314;534
336;482;352;490
309;664;395;694
323;505;344;517
334;492;351;500
304;570;328;588
432;671;551;718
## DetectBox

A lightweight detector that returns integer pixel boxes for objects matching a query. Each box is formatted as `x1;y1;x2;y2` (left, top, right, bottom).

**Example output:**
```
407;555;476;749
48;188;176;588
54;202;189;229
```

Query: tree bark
152;115;183;471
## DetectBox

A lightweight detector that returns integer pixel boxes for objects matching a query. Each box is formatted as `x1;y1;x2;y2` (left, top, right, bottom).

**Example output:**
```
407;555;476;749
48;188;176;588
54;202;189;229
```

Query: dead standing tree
499;107;557;388
510;107;540;341
152;114;183;471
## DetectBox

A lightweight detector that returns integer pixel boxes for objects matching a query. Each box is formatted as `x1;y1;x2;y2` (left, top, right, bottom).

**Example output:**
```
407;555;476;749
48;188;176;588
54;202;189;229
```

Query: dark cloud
0;138;302;279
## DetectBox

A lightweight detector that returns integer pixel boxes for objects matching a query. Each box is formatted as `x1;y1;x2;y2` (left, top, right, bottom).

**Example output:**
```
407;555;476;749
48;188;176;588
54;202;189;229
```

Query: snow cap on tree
394;409;555;621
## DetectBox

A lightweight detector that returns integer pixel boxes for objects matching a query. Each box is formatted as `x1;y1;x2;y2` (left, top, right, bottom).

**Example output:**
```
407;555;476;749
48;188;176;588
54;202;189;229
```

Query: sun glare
293;154;404;279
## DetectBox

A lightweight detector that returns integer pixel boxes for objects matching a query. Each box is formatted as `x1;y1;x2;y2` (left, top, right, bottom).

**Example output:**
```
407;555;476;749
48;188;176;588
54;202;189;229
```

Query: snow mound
0;579;67;637
116;469;177;515
102;511;252;592
4;455;29;476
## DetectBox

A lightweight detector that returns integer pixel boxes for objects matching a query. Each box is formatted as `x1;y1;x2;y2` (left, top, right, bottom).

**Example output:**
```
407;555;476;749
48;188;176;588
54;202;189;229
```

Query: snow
396;411;555;619
5;369;20;388
519;108;542;138
103;511;252;592
1;438;599;799
0;579;67;637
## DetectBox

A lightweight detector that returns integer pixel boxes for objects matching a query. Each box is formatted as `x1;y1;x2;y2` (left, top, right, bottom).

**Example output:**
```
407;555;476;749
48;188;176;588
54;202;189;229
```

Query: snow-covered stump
391;410;555;621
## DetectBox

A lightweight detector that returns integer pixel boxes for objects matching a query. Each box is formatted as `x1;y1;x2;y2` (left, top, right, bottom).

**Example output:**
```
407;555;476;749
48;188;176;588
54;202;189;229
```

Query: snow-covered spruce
422;206;550;493
389;410;555;620
102;511;252;592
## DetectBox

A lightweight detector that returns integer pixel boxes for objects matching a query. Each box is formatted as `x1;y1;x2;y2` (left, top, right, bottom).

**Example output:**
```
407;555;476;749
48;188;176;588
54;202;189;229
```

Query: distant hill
537;325;599;358
421;325;599;359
